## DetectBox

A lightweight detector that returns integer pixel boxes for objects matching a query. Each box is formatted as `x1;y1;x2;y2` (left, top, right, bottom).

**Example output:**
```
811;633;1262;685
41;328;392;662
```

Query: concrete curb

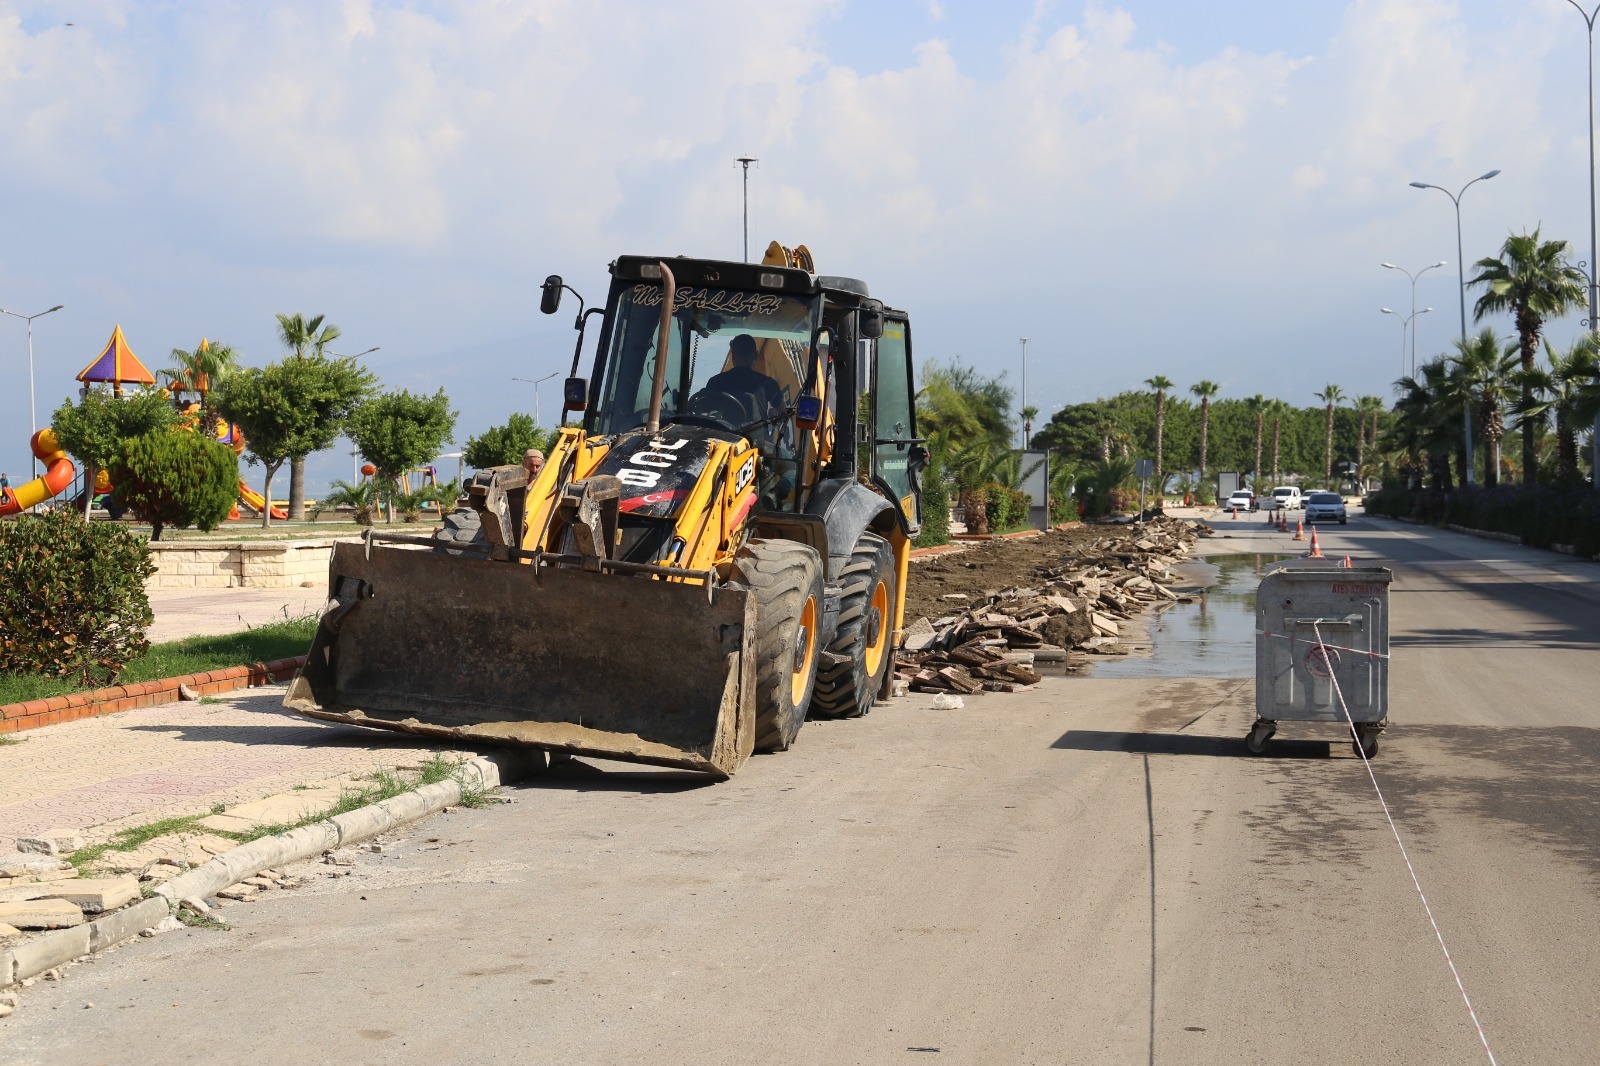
0;656;307;736
0;750;537;990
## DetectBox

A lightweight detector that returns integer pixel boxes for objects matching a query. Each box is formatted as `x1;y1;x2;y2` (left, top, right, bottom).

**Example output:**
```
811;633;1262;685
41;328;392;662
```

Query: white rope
1311;620;1497;1065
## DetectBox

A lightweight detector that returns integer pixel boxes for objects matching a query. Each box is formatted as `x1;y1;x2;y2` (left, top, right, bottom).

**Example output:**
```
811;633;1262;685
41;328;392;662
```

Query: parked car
1264;486;1304;511
1304;491;1348;524
1223;490;1256;513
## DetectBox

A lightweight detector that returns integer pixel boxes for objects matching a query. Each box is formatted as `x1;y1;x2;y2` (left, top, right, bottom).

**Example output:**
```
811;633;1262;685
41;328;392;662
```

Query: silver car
1304;491;1347;524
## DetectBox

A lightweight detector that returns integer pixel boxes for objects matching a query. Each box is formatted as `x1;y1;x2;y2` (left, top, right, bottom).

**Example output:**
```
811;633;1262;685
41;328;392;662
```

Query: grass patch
0;734;21;746
233;755;492;841
176;909;230;931
66;814;208;873
0;612;319;707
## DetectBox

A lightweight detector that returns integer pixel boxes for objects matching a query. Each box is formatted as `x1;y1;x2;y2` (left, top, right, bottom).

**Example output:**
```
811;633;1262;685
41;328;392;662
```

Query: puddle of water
1086;553;1292;679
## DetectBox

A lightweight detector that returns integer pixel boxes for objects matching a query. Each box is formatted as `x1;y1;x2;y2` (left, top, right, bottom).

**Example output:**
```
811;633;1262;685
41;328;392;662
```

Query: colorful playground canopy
77;325;156;392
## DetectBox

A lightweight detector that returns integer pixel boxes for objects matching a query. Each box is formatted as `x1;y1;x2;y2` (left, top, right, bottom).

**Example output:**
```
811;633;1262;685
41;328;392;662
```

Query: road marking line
1312;620;1496;1065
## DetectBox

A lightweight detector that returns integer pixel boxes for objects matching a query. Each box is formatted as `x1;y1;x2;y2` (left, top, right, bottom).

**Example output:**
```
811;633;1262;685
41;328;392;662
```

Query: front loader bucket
285;541;756;777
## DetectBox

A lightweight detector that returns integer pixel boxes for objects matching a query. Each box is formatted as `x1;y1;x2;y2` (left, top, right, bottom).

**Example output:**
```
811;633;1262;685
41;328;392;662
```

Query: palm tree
1314;384;1345;488
1144;376;1174;492
1019;405;1039;449
1353;395;1385;491
164;339;240;409
1244;394;1267;488
276;312;344;519
1095;416;1119;461
1469;228;1587;485
1394;358;1466;490
1190;381;1219;491
1449;329;1517;488
1513;336;1600;482
1267;399;1289;486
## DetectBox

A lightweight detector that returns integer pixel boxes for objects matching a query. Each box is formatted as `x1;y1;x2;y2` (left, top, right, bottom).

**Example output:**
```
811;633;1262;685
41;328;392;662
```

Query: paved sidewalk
146;586;327;644
0;684;487;857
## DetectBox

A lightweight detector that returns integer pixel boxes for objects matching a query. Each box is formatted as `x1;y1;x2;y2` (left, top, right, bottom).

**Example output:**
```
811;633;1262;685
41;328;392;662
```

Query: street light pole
513;372;560;427
1565;1;1600;487
736;156;758;263
0;304;65;479
1380;306;1434;378
1019;337;1028;447
1410;169;1501;485
1381;260;1447;374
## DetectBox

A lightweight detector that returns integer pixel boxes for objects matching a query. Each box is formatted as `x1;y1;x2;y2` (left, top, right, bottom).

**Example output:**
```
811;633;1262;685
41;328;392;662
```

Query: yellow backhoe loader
286;243;926;778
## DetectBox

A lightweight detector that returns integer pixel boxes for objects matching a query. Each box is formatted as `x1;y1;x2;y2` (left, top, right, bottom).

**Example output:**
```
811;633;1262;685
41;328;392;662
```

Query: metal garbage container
1251;564;1391;756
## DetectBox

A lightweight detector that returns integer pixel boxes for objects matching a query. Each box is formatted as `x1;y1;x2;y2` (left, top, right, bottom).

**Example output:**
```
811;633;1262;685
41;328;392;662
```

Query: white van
1264;486;1303;511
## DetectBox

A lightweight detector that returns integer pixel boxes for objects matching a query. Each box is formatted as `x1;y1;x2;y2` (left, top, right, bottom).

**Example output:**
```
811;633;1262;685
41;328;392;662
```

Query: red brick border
0;656;307;735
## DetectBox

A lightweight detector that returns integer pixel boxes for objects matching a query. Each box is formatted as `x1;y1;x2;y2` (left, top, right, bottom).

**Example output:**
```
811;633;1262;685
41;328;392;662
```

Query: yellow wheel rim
863;579;890;678
790;594;818;705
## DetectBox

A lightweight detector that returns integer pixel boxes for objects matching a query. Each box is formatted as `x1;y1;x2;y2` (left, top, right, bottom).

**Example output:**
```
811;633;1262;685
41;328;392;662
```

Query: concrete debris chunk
0;897;87;930
14;832;86;857
0;855;79;885
43;877;140;915
0;922;22;938
930;694;965;709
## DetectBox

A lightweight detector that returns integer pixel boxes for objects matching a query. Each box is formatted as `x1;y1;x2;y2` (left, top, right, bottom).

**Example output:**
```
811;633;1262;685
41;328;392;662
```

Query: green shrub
0;510;154;685
983;483;1031;531
463;413;551;470
110;431;240;541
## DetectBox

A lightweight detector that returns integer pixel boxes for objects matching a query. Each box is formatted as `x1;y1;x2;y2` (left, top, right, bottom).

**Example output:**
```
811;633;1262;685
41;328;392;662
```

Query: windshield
592;282;817;438
1308;493;1342;504
1273;488;1294;497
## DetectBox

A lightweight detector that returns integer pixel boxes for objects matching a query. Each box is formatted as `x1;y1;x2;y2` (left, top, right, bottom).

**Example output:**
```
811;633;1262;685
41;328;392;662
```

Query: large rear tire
431;507;485;555
811;531;896;720
729;539;825;753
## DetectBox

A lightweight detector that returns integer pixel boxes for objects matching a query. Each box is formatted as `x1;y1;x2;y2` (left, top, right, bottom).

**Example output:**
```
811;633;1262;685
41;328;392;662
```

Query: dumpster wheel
1352;725;1381;759
1245;721;1276;755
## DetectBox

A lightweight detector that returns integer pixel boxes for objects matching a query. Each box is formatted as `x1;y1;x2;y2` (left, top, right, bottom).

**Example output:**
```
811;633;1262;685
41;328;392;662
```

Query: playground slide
237;480;288;520
0;429;76;517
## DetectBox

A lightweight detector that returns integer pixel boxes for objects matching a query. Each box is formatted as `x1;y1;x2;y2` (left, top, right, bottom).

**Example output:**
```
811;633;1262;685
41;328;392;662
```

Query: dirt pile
897;517;1205;695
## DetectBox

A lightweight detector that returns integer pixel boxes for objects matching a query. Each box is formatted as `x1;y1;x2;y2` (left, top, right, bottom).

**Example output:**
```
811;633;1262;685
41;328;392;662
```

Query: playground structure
2;327;286;520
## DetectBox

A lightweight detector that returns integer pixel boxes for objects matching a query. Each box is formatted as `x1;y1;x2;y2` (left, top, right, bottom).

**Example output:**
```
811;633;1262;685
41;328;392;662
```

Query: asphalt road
6;514;1599;1065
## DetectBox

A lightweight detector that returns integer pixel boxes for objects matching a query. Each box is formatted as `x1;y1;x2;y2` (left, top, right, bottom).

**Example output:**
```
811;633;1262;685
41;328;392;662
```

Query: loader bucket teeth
285;542;756;777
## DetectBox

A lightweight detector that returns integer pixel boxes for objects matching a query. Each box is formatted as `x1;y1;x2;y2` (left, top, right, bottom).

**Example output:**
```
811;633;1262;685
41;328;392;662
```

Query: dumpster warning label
1305;645;1341;678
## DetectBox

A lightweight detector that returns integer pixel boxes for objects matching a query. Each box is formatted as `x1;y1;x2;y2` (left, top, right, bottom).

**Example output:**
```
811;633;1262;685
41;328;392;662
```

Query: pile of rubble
0;832;303;1001
897;518;1203;697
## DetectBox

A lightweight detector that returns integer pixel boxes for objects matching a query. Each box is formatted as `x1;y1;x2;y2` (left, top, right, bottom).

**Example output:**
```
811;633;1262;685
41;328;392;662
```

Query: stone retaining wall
145;538;359;589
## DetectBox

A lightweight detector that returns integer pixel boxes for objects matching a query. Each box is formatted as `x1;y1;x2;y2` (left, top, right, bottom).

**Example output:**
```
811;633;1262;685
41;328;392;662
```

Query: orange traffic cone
1231;505;1237;520
1342;554;1353;568
1293;520;1305;541
1306;527;1323;558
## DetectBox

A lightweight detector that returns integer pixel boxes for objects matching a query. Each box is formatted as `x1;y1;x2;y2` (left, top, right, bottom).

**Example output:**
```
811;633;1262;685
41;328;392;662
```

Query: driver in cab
704;333;783;418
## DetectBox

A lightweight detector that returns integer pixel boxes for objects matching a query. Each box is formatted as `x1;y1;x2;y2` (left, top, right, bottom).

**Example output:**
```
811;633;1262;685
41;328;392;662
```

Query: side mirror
540;276;564;315
795;395;823;430
563;376;589;412
858;300;885;340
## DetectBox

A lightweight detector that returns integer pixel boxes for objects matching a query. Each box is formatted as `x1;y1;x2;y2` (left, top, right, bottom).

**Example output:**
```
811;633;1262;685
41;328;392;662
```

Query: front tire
811;532;897;720
431;507;485;555
729;539;824;753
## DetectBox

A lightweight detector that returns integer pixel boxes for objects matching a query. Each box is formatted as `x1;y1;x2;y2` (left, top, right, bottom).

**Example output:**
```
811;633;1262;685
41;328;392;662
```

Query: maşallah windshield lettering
630;284;785;316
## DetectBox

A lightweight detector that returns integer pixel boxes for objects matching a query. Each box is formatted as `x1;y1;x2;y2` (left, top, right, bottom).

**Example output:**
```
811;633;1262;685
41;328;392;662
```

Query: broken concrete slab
43;877;140;915
0;897;86;930
0;855;78;885
197;783;348;834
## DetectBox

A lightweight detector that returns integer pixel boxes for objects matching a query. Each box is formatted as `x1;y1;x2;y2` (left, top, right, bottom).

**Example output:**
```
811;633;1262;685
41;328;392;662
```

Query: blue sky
1;1;1596;494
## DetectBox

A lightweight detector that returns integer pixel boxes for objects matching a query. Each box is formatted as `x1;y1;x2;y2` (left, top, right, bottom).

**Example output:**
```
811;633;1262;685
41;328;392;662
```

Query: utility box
1217;471;1241;500
1020;449;1051;531
1250;564;1391;757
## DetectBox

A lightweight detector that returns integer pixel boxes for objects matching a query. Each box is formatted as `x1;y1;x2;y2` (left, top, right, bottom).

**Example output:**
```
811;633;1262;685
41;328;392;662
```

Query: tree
212;354;376;528
1449;330;1517;488
1353;395;1385;491
1145;376;1174;492
51;388;180;519
109;431;239;541
1314;384;1345;487
1244;394;1267;490
1189;380;1219;494
463;413;553;470
276;311;345;518
1019;405;1039;449
1513;336;1600;483
1469;228;1587;485
163;340;240;412
345;389;458;522
1266;399;1289;486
